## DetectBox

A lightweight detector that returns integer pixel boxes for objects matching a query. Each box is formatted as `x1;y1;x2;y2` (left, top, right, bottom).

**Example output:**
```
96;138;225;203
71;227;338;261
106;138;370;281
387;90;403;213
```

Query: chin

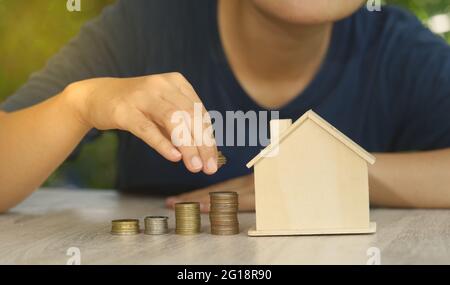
251;0;365;24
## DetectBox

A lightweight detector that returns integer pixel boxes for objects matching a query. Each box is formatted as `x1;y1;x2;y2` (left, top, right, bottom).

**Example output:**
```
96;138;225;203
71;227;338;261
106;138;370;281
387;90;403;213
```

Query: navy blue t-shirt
2;0;450;195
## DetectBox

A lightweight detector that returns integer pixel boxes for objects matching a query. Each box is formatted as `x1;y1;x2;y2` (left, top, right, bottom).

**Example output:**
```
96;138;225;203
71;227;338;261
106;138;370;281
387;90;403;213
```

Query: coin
144;216;169;235
209;192;239;235
111;219;140;235
175;202;201;235
218;151;227;168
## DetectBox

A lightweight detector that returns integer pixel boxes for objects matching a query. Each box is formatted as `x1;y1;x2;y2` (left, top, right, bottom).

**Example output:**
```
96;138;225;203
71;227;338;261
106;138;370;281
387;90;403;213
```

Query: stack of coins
175;202;201;235
144;216;169;235
111;219;140;235
209;192;239;235
218;151;227;168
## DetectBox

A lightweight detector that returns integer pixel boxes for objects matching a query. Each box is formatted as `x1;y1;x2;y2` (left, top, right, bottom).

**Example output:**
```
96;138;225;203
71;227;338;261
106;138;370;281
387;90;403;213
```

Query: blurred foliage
388;0;450;42
0;0;449;189
0;0;117;189
388;0;450;20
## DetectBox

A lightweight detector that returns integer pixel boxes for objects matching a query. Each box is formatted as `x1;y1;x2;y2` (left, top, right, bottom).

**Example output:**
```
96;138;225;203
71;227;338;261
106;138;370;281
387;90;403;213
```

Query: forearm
0;88;90;212
369;149;450;208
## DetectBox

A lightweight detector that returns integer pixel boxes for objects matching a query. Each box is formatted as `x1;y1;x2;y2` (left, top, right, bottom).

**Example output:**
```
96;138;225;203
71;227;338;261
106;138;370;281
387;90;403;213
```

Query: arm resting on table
370;149;450;208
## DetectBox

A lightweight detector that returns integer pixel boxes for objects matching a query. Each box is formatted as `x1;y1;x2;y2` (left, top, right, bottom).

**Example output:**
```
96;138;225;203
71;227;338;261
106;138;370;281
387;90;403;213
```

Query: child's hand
165;174;255;212
65;72;218;175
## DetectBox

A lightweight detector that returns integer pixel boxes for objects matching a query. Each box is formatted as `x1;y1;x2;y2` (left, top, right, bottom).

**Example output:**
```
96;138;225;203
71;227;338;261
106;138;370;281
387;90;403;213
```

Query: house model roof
246;110;376;168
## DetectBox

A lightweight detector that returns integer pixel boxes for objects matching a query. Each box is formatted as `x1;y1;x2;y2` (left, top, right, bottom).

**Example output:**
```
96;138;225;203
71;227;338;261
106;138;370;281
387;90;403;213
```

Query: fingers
166;73;219;174
165;184;213;211
168;191;211;212
124;110;182;162
238;191;256;212
166;187;255;213
157;101;205;173
161;92;218;174
165;175;256;212
142;72;218;174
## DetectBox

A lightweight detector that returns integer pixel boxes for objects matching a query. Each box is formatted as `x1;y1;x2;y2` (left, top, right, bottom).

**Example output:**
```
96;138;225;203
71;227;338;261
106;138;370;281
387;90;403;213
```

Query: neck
218;0;333;108
219;0;332;80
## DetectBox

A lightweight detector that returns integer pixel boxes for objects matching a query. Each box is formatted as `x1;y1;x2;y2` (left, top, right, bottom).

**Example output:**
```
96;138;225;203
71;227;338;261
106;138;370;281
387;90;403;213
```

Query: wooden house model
246;110;376;236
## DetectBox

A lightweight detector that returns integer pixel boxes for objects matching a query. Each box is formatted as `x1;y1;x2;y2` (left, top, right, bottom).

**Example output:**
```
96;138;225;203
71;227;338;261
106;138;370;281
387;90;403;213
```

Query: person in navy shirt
1;0;450;212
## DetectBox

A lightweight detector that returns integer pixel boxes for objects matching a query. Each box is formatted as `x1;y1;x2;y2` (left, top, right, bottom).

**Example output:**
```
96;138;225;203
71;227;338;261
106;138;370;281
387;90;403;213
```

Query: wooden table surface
0;188;449;265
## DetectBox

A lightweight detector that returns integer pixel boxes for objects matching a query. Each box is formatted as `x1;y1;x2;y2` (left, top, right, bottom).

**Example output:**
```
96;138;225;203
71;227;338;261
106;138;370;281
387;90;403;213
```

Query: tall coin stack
175;202;201;235
144;216;169;235
209;192;239;235
111;219;140;235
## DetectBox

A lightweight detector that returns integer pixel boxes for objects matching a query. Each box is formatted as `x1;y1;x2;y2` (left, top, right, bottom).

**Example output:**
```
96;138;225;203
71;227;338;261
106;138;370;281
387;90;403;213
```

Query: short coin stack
144;216;169;235
217;151;227;168
111;219;140;235
209;192;239;235
175;202;201;235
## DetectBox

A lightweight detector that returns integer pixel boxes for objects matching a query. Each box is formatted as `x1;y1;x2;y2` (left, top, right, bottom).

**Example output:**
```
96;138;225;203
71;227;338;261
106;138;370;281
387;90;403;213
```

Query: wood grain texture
248;223;376;236
0;189;449;265
253;118;372;234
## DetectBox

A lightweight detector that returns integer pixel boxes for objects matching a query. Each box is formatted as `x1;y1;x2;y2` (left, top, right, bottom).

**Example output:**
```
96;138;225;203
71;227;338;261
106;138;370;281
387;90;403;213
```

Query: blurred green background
0;0;449;189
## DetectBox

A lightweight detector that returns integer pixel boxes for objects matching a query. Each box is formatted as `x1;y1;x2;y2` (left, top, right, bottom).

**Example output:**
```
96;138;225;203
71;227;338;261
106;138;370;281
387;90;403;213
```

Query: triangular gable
246;110;376;168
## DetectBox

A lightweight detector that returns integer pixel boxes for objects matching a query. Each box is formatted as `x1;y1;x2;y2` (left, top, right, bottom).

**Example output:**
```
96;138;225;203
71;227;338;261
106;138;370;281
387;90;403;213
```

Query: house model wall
247;110;376;236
